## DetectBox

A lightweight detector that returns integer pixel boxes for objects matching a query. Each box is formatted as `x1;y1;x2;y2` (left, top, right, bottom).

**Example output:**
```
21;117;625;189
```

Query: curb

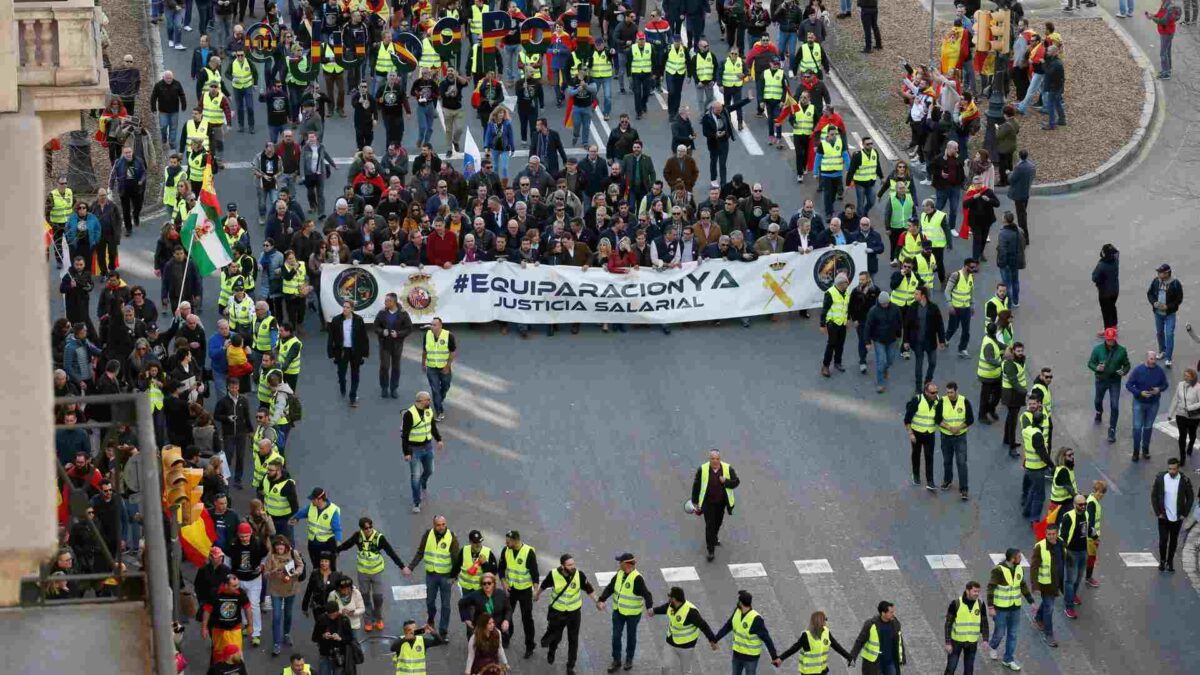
1183;520;1200;596
141;0;168;222
828;6;1160;195
1028;9;1160;195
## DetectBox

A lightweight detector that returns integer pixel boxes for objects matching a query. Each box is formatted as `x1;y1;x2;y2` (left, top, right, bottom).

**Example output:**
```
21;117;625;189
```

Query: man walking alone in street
1151;457;1195;572
691;450;740;562
373;292;413;399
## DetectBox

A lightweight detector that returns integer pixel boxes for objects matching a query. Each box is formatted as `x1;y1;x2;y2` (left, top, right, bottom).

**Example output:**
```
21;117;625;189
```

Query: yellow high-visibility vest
458;545;492;591
549;568;582;612
910;396;938;433
921;210;947;248
693;51;715;81
407;405;433;443
188;152;207;182
798;627;831;674
824;286;849;326
202;92;227;126
185;118;210;149
420;37;441;69
721;56;743;87
357;530;386;575
322;45;345;74
791;103;814;136
665;46;687;75
950;600;982;643
163;168;181;207
279;336;302;376
612;568;644;616
1022;425;1046;470
264;475;294;516
853;148;879;183
504;544;535;589
424;330;451;368
819;137;843;173
696;462;735;509
798;42;823;72
762;69;784;101
992;563;1024;608
667;601;701;645
376;43;396;74
950;270;974;309
231;58;255;89
977;336;1001;379
282;263;307;296
631;43;652;74
393;638;425;675
890;273;918;307
1032;539;1052;586
939;395;968;435
590;50;613;78
306;503;340;542
470;4;484;37
730;608;763;656
860;622;904;663
1050;465;1076;504
49;188;74;224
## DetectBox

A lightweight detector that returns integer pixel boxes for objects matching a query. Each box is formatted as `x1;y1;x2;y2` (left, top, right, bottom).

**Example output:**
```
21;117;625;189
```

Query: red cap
636;31;646;39
1103;327;1118;340
237;522;252;534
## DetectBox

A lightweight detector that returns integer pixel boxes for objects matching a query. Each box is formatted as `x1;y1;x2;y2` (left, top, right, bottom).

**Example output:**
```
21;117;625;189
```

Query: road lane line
727;562;767;579
860;556;899;571
660;566;700;582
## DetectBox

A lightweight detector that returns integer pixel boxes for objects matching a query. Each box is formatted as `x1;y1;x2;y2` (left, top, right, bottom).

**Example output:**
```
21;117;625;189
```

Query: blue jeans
318;657;343;675
731;655;760;675
1094;379;1121;434
1018;73;1044;113
610;611;641;662
874;341;899;386
496;150;511;179
234;87;255;129
999;266;1020;307
166;7;184;43
1119;0;1134;13
425;572;452;634
409;443;434;506
941;433;968;491
211;369;228;401
988;607;1020;663
934;186;962;235
159;112;179;150
840;0;852;12
274;424;289;451
855;182;877;217
152;0;164;20
572;108;593;145
1132;397;1160;453
1021;468;1046;522
271;594;294;646
123;501;142;551
1043;90;1065;128
597;77;612;116
416;104;435;146
945;305;972;351
1155;312;1176;360
257;186;279;220
777;31;798;71
1063;549;1086;609
426;367;452;415
503;44;521;80
1035;593;1055;637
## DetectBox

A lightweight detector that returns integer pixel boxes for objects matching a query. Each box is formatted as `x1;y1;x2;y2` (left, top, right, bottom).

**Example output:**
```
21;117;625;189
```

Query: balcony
7;0;110;137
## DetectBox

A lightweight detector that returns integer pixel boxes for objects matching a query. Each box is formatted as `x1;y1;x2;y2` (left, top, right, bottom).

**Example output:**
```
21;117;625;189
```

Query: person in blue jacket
1126;350;1170;461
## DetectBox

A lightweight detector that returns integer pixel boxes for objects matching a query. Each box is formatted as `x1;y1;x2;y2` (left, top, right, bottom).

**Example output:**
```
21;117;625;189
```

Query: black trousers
379;340;403;394
702;502;726;554
1002;404;1022;447
504;587;536;651
120;188;144;233
383;114;404;149
822;323;847;367
1158;518;1182;566
1014;199;1029;242
1099;294;1119;329
979;379;1001;419
944;641;977;675
96;238;120;275
911;431;935;483
541;609;581;668
355;124;374;153
861;8;882;50
794;134;811;176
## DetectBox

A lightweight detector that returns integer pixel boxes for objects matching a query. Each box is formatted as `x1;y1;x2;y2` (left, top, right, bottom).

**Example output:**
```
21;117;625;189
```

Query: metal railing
29;392;175;675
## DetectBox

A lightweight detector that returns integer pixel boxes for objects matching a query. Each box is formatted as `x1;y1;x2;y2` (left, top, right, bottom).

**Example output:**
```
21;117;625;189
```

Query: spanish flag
939;26;969;74
959;183;988;241
178;505;217;566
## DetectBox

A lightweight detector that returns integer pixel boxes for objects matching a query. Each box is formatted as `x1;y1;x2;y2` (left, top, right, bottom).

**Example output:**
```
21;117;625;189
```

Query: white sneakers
1002;661;1022;671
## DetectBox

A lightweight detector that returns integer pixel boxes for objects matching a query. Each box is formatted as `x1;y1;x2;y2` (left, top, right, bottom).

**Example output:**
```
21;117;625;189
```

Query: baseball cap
308;487;326;500
636;31;646;38
226;202;238;212
505;529;521;540
237;522;252;534
1103;327;1118;340
1157;263;1172;273
614;552;636;563
468;529;483;544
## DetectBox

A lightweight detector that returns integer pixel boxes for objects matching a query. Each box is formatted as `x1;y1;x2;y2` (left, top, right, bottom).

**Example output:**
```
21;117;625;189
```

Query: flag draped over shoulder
180;158;233;276
960;184;987;240
940;27;970;74
179;506;217;566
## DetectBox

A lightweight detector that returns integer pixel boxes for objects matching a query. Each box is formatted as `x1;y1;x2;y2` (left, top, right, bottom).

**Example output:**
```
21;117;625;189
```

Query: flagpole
177;223;196;312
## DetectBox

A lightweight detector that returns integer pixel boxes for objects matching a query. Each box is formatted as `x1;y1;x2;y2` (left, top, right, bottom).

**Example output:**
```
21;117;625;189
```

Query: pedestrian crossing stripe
989;553;1032;567
661;566;700;582
1118;552;1160;567
794;559;835;574
728;562;767;578
926;554;967;570
393;585;427;601
860;556;899;571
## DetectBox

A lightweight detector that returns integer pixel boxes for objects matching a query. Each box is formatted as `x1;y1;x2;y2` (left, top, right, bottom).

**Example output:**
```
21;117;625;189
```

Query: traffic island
826;1;1149;189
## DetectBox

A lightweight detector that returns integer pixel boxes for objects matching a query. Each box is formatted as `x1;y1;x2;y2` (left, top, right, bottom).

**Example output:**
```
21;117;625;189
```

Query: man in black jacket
373;293;414;398
328;300;370;406
1147;263;1184;367
150;70;188;151
864;291;903;392
193;547;232;621
929;141;966;244
214;378;252;488
690;450;741;561
849;271;881;374
313;600;355;670
1151;458;1195;572
702;101;735;188
905;285;946;394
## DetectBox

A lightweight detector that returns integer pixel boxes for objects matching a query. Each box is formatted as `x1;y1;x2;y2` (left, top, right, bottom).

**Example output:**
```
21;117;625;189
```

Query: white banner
320;244;867;325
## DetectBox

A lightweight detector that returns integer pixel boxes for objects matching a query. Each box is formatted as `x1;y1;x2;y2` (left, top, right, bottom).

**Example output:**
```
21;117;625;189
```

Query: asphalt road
51;6;1200;673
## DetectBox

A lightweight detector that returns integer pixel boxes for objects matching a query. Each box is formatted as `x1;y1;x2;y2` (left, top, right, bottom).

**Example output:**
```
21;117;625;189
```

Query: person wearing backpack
267;370;298;451
1146;0;1180;79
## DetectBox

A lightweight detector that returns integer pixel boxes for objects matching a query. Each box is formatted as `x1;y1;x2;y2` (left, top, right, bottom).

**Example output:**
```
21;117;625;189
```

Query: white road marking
793;559;835;574
825;67;898;162
1155;418;1180;439
782;133;794;150
989;553;1031;567
860;556;899;571
712;86;764;156
660;566;701;582
392;585;427;601
595;571;616;587
654;90;668;110
727;562;767;579
925;554;966;570
1119;552;1160;567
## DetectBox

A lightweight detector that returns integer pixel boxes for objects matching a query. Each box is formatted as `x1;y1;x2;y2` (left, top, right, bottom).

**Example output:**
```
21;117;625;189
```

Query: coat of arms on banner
402;273;440;317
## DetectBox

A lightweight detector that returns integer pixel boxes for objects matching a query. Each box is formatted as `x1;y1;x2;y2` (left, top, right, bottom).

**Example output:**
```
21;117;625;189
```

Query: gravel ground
826;3;1143;184
48;0;161;201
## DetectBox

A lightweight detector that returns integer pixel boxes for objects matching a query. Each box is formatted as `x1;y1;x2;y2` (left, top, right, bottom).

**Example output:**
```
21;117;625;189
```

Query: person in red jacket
424;219;459;268
1146;0;1179;79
